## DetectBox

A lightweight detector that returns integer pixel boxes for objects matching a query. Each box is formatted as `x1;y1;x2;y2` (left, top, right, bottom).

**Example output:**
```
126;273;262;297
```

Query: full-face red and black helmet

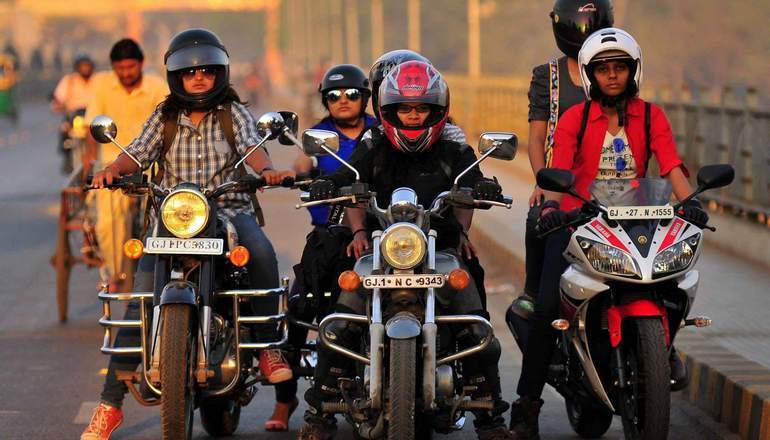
379;60;449;154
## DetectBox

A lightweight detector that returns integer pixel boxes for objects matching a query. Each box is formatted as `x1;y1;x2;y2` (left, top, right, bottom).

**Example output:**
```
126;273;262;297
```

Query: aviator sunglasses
181;67;218;80
325;88;362;102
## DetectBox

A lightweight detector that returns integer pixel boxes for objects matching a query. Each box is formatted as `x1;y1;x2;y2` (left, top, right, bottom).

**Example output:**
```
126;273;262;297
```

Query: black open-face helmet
319;64;371;115
164;28;230;110
368;49;430;120
550;0;614;59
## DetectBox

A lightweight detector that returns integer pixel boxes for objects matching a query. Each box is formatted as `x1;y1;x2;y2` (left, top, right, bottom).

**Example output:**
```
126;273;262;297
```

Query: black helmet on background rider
73;53;94;69
550;0;614;59
164;28;230;110
368;49;430;120
318;64;371;116
73;53;94;79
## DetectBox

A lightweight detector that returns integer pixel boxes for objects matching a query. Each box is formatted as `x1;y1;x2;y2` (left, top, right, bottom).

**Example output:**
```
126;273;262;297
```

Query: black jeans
100;216;279;408
516;229;571;398
523;204;546;297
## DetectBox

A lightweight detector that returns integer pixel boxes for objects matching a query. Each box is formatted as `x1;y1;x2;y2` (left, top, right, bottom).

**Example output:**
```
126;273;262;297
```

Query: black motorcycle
88;112;307;439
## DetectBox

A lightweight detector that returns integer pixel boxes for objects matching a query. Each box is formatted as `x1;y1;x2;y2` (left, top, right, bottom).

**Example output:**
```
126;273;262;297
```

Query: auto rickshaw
0;53;18;123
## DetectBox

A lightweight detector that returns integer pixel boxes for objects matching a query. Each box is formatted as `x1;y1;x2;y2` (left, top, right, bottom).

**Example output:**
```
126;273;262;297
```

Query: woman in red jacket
509;28;709;439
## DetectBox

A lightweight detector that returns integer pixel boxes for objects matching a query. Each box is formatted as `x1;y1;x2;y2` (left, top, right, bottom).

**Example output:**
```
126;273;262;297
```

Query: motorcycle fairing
566;214;702;284
606;299;670;348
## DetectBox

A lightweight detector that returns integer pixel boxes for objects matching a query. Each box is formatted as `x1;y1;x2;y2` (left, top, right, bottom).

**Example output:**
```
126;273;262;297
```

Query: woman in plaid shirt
84;29;295;440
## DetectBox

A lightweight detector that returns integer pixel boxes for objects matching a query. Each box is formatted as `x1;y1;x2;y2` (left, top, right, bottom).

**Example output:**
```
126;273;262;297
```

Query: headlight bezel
160;188;210;239
576;237;642;279
380;223;428;270
652;233;700;278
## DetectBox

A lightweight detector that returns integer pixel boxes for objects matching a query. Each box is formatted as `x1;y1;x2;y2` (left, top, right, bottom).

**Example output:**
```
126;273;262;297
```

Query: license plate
145;238;224;255
361;274;445;289
606;206;675;220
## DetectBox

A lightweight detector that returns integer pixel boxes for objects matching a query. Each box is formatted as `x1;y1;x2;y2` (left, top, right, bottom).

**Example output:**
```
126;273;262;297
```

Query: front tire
199;397;241;437
387;338;416;440
565;398;613;438
618;318;670;440
160;304;196;440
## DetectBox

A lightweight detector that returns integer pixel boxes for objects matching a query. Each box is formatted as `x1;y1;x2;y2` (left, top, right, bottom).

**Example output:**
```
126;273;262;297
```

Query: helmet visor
166;44;228;72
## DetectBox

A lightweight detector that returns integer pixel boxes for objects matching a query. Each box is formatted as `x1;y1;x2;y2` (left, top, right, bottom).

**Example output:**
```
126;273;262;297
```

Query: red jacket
550;97;688;211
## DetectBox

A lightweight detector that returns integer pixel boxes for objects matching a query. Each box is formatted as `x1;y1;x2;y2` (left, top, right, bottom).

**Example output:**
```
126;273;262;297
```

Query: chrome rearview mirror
302;129;360;180
478;132;517;161
302;129;340;156
256;112;285;140
89;115;142;168
277;111;299;146
90;115;118;144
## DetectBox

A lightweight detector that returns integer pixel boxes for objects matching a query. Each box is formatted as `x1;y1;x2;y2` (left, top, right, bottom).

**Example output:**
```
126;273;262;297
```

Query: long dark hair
159;85;247;121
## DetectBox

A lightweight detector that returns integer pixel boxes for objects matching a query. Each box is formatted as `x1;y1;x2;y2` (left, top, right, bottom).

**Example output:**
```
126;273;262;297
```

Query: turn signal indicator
123;239;144;259
447;268;470;290
228;246;250;267
338;270;361;291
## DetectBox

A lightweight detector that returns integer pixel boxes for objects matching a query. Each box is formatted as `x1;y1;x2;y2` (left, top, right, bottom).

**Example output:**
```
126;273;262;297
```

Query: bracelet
352;229;366;237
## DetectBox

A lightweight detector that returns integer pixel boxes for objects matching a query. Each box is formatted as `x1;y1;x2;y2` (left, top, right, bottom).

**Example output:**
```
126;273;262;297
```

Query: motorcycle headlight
577;238;641;278
653;234;700;278
160;189;209;238
380;224;427;269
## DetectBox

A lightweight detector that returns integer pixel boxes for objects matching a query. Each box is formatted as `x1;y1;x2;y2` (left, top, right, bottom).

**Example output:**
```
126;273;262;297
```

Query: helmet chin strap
334;116;362;129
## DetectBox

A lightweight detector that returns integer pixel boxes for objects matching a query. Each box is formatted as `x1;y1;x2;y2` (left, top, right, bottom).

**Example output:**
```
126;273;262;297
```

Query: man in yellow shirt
85;39;167;293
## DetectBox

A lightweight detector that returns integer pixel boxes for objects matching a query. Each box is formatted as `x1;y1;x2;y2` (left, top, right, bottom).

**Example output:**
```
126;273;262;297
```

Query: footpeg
684;316;712;327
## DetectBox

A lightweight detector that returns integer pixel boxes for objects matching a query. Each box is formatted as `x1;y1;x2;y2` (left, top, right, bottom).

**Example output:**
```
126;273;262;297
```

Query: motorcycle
293;128;516;439
88;111;309;439
507;165;734;439
58;108;87;174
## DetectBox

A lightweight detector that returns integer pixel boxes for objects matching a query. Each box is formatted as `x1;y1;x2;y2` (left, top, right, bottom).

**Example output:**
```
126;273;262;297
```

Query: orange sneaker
265;398;299;431
259;349;293;384
80;403;123;440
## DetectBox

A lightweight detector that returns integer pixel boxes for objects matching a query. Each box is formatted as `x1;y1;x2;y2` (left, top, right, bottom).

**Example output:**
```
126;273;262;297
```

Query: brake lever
535;214;591;240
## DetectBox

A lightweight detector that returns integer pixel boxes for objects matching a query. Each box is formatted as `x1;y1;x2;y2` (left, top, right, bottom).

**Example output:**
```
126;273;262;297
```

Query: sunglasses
613;137;627;172
325;89;362;102
181;67;217;80
396;104;431;114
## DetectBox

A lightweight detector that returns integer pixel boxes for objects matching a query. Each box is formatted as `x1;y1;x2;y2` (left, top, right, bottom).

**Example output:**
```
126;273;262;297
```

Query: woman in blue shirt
266;64;376;431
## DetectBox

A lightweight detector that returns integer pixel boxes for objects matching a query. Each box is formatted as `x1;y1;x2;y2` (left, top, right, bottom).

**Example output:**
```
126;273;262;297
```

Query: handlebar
86;173;312;200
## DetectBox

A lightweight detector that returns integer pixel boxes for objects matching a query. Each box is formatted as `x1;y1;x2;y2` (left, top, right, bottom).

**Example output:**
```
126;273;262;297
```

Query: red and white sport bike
508;165;734;440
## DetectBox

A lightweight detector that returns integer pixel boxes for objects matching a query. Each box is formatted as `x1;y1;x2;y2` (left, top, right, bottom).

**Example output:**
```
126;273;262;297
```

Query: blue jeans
100;214;278;407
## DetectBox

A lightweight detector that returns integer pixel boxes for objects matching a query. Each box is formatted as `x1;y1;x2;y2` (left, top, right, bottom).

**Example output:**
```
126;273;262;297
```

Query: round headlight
380;224;427;269
160;189;209;238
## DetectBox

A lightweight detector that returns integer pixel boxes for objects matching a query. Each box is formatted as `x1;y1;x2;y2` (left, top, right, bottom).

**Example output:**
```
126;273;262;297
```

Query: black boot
670;346;689;391
509;396;543;440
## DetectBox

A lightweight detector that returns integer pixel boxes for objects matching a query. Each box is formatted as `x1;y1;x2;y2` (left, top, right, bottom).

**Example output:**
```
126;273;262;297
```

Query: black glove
538;209;571;232
679;199;709;225
472;177;503;202
309;179;338;201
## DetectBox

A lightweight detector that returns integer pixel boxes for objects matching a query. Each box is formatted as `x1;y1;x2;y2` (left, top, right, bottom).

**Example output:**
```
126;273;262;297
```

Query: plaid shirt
126;102;263;219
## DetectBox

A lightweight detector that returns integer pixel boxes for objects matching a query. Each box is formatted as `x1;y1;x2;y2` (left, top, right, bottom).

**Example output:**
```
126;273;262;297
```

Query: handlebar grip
280;175;296;187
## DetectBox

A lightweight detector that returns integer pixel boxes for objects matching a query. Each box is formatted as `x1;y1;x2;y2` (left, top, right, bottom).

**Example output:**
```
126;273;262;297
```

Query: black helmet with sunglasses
164;28;230;110
319;64;371;115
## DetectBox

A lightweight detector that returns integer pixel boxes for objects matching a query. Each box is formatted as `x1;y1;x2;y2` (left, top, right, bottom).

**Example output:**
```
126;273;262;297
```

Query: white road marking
0;410;22;415
73;401;99;424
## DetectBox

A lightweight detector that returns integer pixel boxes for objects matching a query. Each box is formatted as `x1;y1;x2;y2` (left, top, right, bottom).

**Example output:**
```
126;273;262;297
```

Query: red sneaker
259;349;293;384
80;403;123;440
